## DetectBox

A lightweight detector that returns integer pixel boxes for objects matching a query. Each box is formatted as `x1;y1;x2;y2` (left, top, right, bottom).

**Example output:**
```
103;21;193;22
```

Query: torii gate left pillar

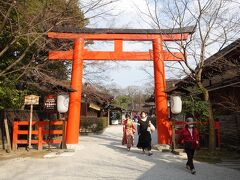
67;38;84;144
48;27;193;145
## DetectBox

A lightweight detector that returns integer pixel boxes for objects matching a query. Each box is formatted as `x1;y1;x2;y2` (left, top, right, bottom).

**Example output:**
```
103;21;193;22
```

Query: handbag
149;123;155;132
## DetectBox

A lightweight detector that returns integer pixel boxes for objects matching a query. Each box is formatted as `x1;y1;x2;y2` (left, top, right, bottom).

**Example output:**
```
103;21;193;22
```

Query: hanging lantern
171;96;182;114
57;94;69;113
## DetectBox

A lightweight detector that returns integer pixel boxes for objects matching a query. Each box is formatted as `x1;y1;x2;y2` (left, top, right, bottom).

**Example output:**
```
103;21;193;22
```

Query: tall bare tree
136;0;240;151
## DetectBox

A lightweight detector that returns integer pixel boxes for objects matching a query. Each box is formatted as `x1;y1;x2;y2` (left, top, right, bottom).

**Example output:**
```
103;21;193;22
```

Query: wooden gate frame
48;27;194;145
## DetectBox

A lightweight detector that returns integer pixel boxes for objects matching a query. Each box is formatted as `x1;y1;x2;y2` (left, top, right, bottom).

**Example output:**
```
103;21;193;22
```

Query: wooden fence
12;120;66;150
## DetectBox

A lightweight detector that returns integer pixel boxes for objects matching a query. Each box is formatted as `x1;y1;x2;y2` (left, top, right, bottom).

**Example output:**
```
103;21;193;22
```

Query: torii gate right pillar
153;37;171;144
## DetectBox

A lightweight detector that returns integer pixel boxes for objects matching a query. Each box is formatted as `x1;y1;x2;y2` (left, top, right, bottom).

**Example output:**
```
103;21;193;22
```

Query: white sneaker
148;151;153;156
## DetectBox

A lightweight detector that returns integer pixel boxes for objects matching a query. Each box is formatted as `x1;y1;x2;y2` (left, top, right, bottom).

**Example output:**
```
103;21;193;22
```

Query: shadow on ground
87;126;240;180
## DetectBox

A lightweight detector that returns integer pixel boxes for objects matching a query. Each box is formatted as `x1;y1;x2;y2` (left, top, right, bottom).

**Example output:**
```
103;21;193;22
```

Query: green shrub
80;117;108;133
96;117;108;132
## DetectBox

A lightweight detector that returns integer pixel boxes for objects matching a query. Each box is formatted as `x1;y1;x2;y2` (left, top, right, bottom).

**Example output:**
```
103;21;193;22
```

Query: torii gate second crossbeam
48;27;194;145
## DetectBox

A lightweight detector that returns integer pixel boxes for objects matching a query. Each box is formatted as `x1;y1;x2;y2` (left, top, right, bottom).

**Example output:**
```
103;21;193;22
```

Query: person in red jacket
178;117;199;175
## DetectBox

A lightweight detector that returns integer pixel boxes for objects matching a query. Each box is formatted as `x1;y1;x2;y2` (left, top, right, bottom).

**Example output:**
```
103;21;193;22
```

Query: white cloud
84;0;154;28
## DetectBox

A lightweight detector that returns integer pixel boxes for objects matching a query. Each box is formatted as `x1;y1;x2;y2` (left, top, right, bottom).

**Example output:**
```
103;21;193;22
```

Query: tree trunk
197;82;215;152
207;100;215;152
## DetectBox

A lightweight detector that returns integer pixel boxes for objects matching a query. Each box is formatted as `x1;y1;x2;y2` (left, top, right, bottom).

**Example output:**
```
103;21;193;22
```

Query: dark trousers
137;132;152;151
185;149;195;170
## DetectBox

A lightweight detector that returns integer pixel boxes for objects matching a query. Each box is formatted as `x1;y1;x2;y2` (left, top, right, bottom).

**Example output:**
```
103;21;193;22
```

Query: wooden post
28;104;33;149
60;114;67;149
4;118;11;152
12;122;18;150
38;123;43;151
107;109;110;126
171;119;176;151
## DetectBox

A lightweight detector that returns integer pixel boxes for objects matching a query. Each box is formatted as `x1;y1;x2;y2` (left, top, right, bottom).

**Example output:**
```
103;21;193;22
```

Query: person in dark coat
178;117;199;174
137;111;154;156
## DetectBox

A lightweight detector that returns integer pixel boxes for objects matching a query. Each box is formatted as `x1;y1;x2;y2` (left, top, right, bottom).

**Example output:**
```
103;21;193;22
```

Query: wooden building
201;39;240;149
175;39;240;149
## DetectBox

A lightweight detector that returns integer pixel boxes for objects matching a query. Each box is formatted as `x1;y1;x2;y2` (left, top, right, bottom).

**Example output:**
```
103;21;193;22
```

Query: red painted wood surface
66;38;84;144
12;121;66;150
49;50;184;61
153;37;171;144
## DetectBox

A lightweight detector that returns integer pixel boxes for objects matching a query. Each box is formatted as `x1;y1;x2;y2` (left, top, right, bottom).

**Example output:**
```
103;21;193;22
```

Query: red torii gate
48;27;194;145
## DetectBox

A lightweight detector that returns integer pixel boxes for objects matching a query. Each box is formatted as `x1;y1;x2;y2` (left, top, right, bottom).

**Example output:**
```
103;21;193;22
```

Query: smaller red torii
48;27;194;145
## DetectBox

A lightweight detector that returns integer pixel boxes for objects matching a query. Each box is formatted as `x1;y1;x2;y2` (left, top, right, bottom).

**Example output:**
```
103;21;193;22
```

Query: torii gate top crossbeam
52;26;194;34
48;26;194;61
48;26;194;41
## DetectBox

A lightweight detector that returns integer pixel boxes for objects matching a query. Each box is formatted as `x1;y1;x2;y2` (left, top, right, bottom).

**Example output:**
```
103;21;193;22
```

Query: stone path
216;159;240;171
0;125;240;180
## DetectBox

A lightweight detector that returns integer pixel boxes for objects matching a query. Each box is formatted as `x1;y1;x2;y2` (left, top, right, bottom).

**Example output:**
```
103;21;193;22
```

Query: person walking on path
122;114;136;151
178;117;199;175
137;111;155;156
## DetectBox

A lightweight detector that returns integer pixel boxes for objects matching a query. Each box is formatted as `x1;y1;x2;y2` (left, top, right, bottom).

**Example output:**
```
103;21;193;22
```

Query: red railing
12;120;66;150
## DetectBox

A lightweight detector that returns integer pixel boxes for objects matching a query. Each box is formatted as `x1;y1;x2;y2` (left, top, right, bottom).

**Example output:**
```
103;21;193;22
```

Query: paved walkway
216;159;240;171
0;125;240;180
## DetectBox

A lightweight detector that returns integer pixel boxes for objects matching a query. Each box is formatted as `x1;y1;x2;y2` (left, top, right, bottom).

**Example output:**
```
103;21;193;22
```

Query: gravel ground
0;125;239;180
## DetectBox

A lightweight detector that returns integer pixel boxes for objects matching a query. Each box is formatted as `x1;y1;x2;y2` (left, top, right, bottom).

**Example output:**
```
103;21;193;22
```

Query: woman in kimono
137;111;155;156
122;114;136;151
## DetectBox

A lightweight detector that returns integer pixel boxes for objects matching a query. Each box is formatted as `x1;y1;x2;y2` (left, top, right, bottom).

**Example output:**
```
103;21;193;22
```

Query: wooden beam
163;51;184;61
48;32;190;41
49;50;73;60
51;26;195;35
83;51;151;60
49;50;184;61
